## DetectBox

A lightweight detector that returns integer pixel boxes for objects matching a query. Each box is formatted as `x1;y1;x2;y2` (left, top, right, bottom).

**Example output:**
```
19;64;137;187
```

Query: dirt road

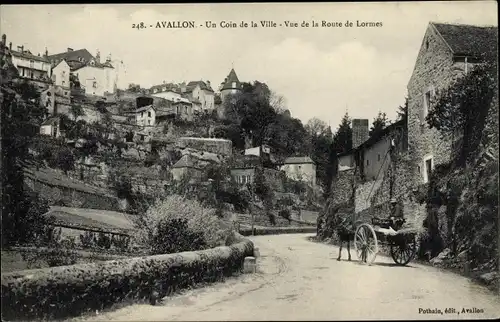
78;233;500;321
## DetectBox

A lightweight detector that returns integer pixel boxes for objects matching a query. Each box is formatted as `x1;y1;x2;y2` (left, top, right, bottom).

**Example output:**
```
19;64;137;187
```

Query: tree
396;97;408;121
55;147;75;175
128;83;141;92
332;112;352;154
1;75;51;246
369;111;389;138
305;117;329;137
70;104;85;121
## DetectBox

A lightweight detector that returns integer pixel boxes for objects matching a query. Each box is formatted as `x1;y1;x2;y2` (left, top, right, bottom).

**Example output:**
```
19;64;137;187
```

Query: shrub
95;232;112;250
112;235;131;252
267;212;277;226
152;218;207;255
278;209;292;222
79;231;95;248
135;195;227;253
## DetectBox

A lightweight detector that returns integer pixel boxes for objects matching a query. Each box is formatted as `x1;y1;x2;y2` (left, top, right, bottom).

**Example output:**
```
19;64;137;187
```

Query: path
76;233;500;321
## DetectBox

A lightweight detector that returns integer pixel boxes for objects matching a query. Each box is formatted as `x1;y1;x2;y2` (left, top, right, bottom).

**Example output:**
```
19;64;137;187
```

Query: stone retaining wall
1;233;253;321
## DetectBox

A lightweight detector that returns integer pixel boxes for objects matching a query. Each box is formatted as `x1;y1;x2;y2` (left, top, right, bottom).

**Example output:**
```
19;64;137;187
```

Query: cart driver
389;198;404;229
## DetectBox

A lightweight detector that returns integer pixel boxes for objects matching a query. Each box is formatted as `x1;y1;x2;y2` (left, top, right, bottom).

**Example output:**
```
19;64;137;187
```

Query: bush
79;231;94;248
135;195;228;253
95;232;112;250
152;218;207;255
112;235;131;252
278;209;292;222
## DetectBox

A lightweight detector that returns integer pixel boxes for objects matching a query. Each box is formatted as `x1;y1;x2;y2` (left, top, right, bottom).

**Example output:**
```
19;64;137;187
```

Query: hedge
1;233;253;321
239;226;317;236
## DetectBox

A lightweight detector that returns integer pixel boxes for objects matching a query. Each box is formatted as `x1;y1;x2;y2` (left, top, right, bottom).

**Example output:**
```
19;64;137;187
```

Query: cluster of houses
1;34;319;192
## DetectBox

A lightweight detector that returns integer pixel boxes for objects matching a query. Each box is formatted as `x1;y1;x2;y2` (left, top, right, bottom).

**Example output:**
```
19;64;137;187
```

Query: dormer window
162;87;166;91
153;89;158;93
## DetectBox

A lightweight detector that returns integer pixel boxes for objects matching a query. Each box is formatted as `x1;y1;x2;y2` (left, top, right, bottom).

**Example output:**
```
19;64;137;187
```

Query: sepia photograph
0;1;499;321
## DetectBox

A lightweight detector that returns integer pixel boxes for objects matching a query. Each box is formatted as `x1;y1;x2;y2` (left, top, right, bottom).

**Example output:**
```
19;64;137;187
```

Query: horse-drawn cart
353;216;418;266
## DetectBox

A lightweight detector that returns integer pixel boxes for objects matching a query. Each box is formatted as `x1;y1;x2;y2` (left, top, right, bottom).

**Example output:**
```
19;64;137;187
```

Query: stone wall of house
176;137;232;156
330;169;355;206
407;24;464;185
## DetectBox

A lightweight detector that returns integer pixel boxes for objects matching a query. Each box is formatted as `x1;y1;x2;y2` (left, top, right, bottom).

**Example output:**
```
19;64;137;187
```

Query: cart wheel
354;224;378;265
390;234;417;266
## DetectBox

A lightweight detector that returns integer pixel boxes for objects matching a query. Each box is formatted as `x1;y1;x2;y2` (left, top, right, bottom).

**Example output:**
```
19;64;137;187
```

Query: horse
335;217;355;261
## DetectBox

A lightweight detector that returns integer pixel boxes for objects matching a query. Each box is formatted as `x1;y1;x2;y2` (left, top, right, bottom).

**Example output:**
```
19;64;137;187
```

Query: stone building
47;48;116;96
406;22;498;185
219;68;243;102
171;154;203;182
280;156;317;186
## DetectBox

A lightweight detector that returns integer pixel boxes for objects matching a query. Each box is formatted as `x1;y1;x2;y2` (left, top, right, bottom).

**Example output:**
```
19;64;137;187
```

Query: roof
221;68;242;91
231;154;261;169
41;116;60;126
149;83;181;94
431;22;498;58
186;80;214;93
283;156;315;165
338;119;406;157
47;48;114;71
134;105;154;113
11;50;50;63
172;155;200;169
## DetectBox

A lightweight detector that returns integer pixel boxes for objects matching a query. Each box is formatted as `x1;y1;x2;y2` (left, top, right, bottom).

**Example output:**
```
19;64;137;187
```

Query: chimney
206;80;211;86
106;54;111;63
9;42;12;50
67;47;73;52
352;119;369;149
1;34;5;46
96;50;100;63
44;48;48;57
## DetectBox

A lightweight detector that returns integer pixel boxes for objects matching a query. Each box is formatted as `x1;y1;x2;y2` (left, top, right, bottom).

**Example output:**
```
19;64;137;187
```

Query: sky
1;2;497;132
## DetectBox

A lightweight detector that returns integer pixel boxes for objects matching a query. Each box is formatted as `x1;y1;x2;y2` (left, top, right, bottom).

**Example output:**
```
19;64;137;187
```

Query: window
422;88;434;124
30;71;34;78
232;82;236;88
29;60;34;68
247;175;251;183
425;40;429;50
377;154;381;161
148;120;151;125
62;80;66;86
154;89;158;93
423;155;433;183
148;111;151;117
141;112;144;118
93;82;97;88
366;159;370;166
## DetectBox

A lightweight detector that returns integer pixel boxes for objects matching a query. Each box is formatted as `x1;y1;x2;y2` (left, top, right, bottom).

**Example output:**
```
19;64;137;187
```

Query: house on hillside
9;42;52;90
230;155;285;191
407;22;498;184
40;116;62;138
149;82;183;101
47;48;116;96
280;156;317;186
337;119;408;181
180;80;215;113
171;155;203;181
52;59;70;88
134;105;156;127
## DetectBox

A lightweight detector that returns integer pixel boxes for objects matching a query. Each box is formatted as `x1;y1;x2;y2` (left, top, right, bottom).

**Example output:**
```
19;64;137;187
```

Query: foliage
21;236;79;269
426;60;497;165
332;112;352;154
1;77;52;247
396;97;408;122
70;104;85;121
151;218;207;255
95;232;112;250
278;209;292;222
55;147;75;174
79;231;94;248
369;111;389;138
134;195;228;253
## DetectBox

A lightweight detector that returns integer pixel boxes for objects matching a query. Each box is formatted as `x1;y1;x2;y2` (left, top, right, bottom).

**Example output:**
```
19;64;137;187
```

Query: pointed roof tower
221;68;241;91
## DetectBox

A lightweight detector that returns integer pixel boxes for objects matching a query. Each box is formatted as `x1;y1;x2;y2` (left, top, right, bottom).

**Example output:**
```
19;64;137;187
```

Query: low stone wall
176;137;232;156
25;176;119;211
239;226;317;236
1;233;253;321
